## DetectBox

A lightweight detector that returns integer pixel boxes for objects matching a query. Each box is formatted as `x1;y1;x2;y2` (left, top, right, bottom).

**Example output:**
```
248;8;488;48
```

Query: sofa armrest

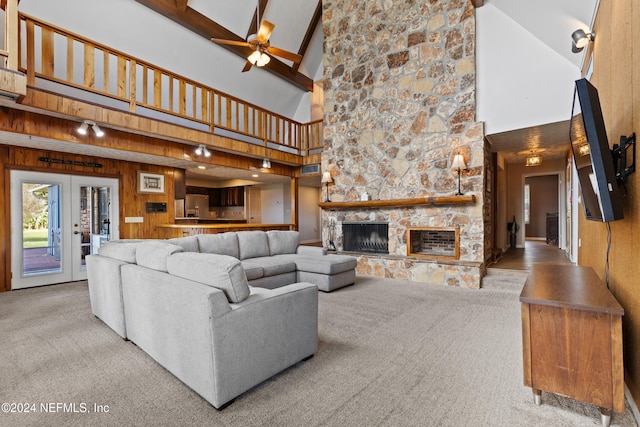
296;245;327;256
86;254;130;338
209;282;318;406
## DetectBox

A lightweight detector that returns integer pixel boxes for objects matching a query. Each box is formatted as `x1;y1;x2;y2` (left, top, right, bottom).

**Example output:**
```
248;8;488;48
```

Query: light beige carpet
0;275;636;426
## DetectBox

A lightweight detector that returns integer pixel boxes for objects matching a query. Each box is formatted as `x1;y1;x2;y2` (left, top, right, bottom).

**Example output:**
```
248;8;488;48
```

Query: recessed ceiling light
252;174;259;178
198;166;206;170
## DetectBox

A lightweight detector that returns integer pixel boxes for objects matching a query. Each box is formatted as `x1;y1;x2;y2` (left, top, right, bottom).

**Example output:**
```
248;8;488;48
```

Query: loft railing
13;13;323;157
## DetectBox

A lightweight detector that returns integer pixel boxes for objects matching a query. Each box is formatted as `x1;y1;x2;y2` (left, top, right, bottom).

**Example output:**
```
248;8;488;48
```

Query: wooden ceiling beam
471;0;484;7
246;0;270;39
174;0;188;12
293;0;322;73
135;0;313;92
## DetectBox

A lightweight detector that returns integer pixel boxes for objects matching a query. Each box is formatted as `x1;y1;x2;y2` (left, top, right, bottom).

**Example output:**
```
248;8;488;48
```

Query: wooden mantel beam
134;0;314;92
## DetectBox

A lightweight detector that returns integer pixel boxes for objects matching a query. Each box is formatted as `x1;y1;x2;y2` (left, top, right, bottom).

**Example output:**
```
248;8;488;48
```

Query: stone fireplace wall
321;0;486;288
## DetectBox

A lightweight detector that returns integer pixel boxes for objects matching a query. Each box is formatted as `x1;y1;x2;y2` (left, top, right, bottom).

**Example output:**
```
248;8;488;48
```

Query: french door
10;171;119;289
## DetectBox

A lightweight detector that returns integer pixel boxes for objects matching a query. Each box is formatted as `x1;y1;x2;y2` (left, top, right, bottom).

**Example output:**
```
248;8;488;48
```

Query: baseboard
625;384;640;424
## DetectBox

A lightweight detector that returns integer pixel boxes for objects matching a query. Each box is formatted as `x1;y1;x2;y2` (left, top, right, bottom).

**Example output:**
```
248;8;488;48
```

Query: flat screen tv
570;78;624;222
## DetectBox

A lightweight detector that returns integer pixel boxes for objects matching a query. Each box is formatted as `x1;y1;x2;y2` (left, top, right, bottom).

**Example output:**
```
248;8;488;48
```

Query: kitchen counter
158;223;293;238
175;218;247;224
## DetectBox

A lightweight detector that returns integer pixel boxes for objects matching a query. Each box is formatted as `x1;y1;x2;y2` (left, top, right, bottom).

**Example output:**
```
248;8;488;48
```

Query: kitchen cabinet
186;186;244;207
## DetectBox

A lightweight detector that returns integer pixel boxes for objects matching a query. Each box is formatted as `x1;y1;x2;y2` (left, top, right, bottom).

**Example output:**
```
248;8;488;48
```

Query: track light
77;122;88;135
92;124;104;137
77;120;105;137
262;158;271;169
195;144;211;157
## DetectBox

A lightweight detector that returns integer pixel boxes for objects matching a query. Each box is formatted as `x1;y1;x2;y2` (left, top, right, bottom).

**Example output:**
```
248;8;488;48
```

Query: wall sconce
77;120;104;137
451;153;467;196
262;158;271;169
526;154;542;167
195;144;211;157
321;171;333;202
571;29;595;53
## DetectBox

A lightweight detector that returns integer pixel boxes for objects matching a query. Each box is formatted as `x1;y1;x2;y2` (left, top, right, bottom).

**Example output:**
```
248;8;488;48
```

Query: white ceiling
488;0;597;70
10;0;601;175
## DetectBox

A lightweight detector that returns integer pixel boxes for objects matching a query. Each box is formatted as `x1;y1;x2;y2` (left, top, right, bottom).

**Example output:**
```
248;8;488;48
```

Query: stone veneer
321;0;486;288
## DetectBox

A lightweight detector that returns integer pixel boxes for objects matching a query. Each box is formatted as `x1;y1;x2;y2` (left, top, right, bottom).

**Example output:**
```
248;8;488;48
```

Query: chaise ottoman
292;254;357;292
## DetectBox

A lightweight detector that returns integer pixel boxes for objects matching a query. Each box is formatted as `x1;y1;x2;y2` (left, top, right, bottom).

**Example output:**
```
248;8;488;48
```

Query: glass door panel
72;180;117;280
21;182;62;276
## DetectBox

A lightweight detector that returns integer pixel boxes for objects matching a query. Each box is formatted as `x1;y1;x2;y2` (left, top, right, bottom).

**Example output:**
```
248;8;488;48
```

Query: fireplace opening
407;227;459;259
342;222;389;254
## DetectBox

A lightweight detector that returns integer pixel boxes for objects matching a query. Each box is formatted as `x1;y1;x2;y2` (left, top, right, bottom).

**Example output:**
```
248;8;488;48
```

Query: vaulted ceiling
133;0;321;91
13;0;600;173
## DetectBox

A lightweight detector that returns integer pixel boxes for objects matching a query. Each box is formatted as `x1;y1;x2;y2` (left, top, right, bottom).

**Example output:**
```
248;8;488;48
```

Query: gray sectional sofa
85;230;356;409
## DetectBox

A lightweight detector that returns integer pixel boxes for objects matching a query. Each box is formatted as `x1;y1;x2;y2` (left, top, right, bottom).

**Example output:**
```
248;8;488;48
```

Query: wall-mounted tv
570;78;624;222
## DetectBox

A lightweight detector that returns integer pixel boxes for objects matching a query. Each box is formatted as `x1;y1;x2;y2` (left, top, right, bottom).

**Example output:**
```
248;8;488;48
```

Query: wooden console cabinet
520;265;624;426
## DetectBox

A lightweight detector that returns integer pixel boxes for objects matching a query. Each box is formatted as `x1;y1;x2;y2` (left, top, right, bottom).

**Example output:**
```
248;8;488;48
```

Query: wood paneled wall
0;143;178;291
578;0;640;410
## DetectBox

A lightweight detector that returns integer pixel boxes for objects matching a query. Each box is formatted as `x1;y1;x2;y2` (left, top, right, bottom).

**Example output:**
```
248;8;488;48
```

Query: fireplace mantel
318;195;475;210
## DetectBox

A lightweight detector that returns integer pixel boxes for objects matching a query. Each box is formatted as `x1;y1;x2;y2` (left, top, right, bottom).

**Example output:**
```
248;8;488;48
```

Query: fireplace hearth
342;222;389;254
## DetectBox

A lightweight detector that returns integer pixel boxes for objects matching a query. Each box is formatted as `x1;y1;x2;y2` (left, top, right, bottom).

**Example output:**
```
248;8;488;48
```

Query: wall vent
301;164;320;175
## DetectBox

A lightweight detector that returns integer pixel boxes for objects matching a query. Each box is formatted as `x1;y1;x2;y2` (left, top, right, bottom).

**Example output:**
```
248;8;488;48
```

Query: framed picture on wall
137;171;165;194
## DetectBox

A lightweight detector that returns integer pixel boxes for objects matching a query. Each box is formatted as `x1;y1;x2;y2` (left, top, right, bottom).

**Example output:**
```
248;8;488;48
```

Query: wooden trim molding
318;195;476;210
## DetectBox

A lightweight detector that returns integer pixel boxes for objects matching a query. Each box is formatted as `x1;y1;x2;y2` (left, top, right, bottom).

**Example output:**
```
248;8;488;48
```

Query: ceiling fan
211;12;302;72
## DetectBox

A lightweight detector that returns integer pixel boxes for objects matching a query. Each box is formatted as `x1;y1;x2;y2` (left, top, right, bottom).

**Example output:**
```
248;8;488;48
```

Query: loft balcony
0;9;323;173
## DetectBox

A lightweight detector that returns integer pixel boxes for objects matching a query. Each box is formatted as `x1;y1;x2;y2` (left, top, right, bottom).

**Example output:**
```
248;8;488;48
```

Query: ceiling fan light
248;50;261;65
257;53;270;67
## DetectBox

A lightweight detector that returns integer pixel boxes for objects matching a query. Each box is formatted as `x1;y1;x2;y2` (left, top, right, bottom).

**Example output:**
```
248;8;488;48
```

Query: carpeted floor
0;275;636;426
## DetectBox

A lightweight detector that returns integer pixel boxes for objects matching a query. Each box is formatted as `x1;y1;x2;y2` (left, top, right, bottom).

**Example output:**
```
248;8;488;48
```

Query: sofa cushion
197;233;239;258
285;254;358;275
237;231;270;260
98;240;143;263
242;257;296;277
136;241;183;272
241;263;264;281
166;253;250;303
266;230;300;255
168;236;199;252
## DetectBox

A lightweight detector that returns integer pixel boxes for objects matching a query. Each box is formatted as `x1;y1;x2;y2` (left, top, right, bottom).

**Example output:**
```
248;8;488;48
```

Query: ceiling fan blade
257;20;275;43
210;38;250;48
241;61;253;73
266;46;302;63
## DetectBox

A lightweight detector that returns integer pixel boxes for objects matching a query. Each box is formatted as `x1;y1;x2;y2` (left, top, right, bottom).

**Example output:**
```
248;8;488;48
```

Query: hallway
490;239;573;271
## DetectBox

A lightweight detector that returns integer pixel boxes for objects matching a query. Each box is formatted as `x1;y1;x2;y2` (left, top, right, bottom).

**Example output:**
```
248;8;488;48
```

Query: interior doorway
10;171;119;289
524;175;559;244
522;172;565;251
